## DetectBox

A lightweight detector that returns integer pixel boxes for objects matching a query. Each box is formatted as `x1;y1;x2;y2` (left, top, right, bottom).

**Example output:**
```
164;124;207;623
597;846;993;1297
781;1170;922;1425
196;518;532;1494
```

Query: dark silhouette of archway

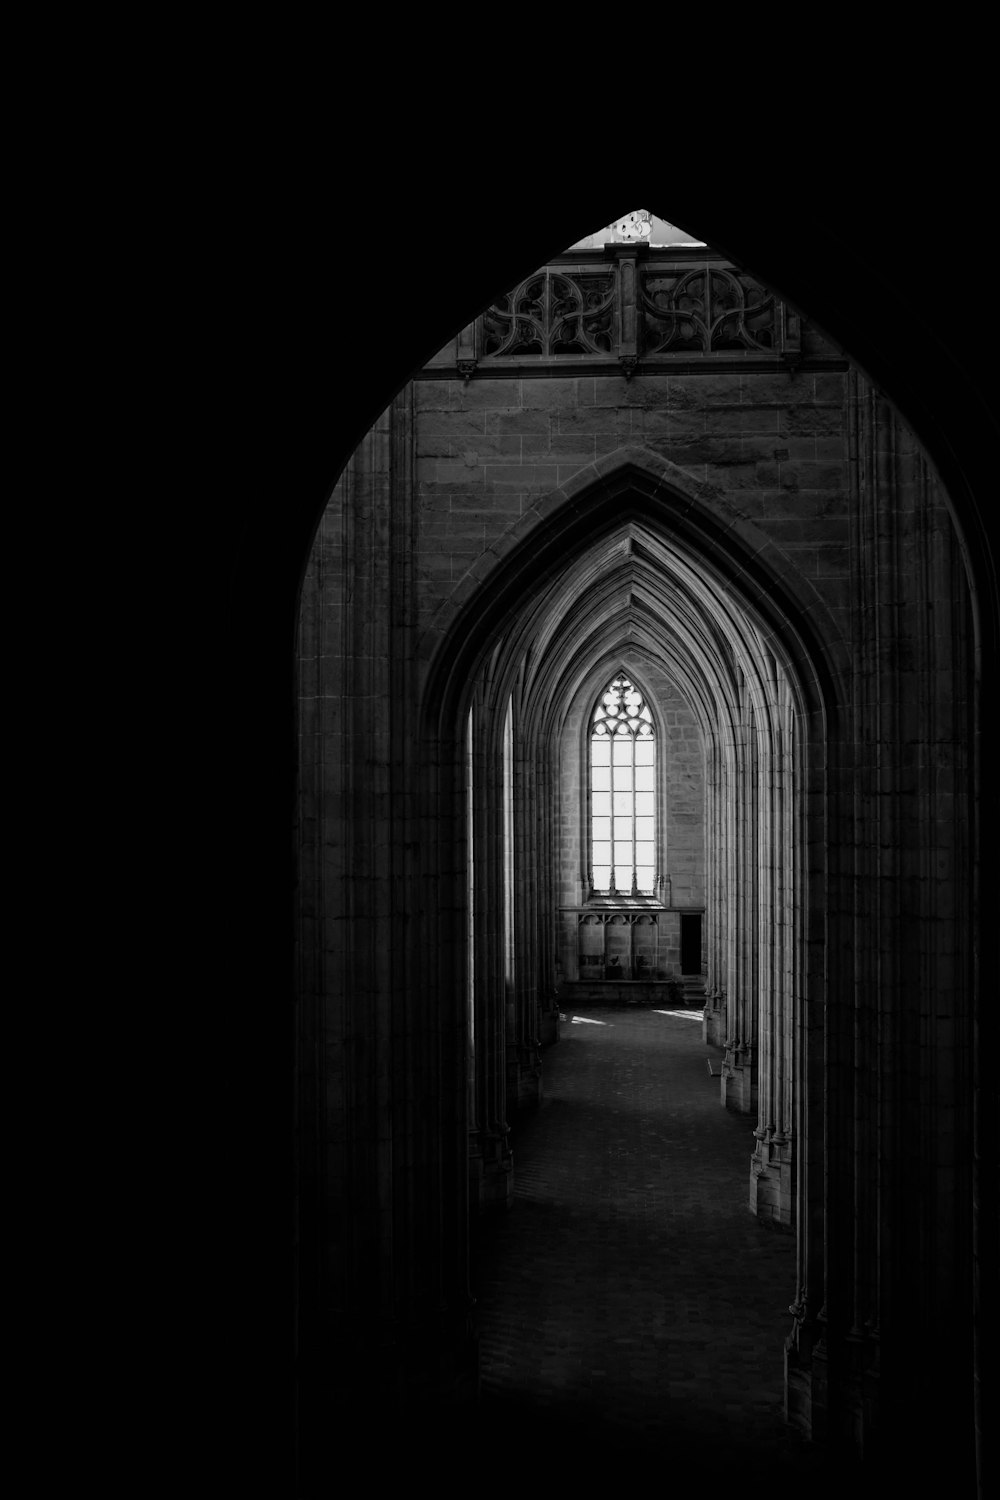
204;152;998;1496
422;446;837;1288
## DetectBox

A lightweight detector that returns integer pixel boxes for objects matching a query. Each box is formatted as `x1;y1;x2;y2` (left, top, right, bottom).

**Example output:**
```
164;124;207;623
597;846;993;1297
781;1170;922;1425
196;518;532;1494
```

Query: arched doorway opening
420;446;836;1425
291;203;984;1490
426;451;834;1197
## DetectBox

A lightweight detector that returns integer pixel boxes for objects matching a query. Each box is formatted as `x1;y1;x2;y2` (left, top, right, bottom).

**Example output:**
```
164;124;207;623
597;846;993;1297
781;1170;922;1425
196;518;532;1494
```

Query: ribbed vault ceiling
495;520;800;753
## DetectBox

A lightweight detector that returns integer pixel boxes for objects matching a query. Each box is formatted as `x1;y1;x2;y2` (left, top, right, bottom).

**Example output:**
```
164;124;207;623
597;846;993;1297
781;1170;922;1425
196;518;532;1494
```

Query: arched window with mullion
590;672;656;895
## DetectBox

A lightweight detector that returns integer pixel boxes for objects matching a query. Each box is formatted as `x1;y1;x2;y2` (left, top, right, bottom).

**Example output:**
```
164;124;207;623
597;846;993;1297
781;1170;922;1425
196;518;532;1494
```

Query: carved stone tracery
482;270;616;358
480;258;785;367
640;266;777;354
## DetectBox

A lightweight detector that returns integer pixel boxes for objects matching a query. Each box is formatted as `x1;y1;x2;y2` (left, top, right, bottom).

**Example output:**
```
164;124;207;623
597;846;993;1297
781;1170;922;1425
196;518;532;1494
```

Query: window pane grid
589;672;655;895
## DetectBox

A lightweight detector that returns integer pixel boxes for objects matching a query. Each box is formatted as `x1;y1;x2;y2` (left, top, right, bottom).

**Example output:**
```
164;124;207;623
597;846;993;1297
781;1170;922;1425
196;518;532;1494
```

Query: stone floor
465;1004;877;1492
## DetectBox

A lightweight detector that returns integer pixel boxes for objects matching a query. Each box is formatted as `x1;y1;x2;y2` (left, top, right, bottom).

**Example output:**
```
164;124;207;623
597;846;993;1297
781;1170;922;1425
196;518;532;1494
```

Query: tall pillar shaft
751;689;796;1227
723;701;757;1113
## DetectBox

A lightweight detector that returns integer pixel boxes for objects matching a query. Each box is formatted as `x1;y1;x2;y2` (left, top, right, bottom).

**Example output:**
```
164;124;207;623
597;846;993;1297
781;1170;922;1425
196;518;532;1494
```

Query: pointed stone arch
283;182;993;1496
295;249;981;1482
422;446;843;740
420;448;833;1288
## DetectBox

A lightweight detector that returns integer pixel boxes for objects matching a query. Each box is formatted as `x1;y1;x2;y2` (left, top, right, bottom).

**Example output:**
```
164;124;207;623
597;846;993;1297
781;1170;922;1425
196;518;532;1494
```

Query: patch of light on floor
571;1015;609;1025
652;1009;703;1021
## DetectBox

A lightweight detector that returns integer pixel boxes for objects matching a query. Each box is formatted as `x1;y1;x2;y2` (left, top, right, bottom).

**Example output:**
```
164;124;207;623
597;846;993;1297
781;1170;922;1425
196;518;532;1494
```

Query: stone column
723;689;757;1113
537;736;560;1047
512;709;542;1110
786;699;828;1441
703;728;727;1047
470;687;515;1212
750;671;795;1227
467;691;513;1214
786;374;975;1468
296;387;479;1466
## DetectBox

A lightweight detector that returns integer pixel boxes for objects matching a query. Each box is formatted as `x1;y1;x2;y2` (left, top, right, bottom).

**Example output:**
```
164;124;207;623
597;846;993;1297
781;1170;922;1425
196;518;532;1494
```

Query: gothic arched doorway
288;198;990;1495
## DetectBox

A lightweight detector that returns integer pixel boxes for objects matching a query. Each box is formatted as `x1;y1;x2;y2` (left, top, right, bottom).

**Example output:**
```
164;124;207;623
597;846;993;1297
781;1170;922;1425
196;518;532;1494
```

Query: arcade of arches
295;220;979;1483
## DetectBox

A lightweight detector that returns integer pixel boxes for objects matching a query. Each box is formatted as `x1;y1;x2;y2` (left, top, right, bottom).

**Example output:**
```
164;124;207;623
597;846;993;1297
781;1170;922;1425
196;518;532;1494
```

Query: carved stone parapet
481;267;616;359
639;263;778;356
477;253;799;371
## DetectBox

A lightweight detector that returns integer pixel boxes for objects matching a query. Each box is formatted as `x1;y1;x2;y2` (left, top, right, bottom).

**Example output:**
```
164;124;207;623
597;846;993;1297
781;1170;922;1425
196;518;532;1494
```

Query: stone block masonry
412;369;850;646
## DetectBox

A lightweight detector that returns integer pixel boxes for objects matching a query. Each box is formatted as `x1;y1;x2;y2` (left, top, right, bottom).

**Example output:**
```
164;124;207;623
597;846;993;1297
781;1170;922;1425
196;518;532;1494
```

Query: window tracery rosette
590;674;656;896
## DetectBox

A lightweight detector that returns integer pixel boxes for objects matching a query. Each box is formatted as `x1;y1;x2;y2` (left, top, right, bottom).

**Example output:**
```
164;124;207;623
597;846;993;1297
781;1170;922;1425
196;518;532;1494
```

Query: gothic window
590;673;655;895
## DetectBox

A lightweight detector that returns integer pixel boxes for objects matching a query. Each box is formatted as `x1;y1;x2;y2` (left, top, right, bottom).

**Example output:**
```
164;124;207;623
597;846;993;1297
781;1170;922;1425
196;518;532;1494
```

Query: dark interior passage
680;912;702;974
469;1008;871;1491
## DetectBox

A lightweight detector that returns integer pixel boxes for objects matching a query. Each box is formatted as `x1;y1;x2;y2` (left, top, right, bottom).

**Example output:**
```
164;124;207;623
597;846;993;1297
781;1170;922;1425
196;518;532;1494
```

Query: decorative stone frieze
474;248;806;376
639;264;777;354
481;268;616;359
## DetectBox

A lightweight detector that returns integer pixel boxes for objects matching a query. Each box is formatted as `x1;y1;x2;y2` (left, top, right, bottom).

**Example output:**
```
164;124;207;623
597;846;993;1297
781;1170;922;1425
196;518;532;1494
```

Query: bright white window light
590;673;655;895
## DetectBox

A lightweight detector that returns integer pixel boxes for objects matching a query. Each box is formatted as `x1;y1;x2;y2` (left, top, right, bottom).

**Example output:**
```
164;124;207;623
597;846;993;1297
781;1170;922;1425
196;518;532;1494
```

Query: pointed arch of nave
292;229;983;1489
419;445;848;706
420;447;841;1384
275;178;994;1498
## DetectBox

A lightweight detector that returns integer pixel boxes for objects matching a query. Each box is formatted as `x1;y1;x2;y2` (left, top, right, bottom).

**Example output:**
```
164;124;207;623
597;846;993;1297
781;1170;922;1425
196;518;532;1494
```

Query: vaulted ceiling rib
483;520;804;756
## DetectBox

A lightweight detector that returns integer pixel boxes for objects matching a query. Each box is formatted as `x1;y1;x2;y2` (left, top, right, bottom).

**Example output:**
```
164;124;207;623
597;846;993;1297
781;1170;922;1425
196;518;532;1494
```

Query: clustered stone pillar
721;692;759;1115
512;717;545;1109
705;646;800;1231
702;728;727;1047
467;690;514;1214
784;377;974;1460
467;672;556;1212
750;676;796;1224
295;391;477;1452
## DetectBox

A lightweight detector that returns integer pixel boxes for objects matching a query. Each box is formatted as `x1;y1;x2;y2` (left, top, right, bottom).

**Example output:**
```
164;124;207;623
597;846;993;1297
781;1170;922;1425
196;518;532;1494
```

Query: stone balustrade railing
452;247;802;379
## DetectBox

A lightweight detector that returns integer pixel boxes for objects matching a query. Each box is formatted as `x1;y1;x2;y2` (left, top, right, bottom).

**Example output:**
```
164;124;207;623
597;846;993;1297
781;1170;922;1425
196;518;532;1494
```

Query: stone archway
421;449;836;1400
290;200;986;1490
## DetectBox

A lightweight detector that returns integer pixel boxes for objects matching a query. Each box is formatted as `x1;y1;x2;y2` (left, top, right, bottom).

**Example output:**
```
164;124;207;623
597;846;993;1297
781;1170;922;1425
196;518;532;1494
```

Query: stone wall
411;366;852;659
